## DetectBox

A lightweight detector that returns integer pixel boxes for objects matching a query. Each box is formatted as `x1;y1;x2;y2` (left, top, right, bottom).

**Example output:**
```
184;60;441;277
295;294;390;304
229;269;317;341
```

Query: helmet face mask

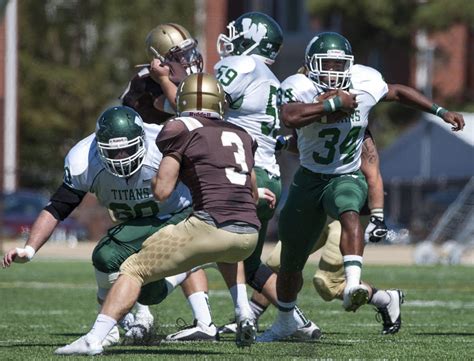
176;73;226;119
145;23;203;74
305;32;354;90
95;106;146;178
217;12;283;65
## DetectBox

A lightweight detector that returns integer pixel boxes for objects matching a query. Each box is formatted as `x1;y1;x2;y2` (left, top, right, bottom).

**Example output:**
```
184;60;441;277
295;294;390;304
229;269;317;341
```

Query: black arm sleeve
44;183;86;221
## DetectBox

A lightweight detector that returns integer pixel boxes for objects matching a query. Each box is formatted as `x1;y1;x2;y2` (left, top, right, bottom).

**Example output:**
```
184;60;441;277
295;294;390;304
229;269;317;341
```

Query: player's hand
1;246;35;268
442;111;465;131
150;58;170;82
257;188;276;209
364;216;388;243
337;89;357;113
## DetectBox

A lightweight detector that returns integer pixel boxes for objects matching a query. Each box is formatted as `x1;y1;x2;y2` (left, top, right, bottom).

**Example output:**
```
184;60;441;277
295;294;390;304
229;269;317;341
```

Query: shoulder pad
351;64;388;102
214;55;256;75
137;66;150;78
65;133;96;177
281;74;316;103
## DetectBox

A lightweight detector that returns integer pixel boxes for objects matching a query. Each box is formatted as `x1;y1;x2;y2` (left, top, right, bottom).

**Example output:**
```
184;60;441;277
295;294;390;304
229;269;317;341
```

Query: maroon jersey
120;62;187;124
157;116;260;229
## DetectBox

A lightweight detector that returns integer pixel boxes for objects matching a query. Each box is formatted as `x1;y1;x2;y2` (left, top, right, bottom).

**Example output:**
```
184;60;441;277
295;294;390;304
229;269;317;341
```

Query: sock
229;283;252;320
87;314;117;343
371;208;384;220
294;305;309;328
343;255;363;289
134;302;152;318
369;289;392;308
165;272;188;294
249;298;268;320
188;291;212;325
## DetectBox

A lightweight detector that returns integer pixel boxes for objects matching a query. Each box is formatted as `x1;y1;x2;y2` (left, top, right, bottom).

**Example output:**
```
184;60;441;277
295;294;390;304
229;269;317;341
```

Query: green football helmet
304;32;354;89
217;12;283;65
95;106;146;178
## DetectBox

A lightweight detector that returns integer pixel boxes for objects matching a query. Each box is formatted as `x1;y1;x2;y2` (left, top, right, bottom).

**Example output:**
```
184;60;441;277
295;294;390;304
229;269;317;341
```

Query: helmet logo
108;137;128;146
241;18;267;44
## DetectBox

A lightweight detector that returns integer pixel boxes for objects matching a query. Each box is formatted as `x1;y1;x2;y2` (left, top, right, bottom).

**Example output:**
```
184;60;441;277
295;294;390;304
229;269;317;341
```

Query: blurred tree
18;0;194;191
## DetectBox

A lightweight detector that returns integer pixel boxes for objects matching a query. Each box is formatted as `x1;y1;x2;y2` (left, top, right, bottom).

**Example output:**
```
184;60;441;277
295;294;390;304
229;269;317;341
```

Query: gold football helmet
176;73;226;119
145;23;203;74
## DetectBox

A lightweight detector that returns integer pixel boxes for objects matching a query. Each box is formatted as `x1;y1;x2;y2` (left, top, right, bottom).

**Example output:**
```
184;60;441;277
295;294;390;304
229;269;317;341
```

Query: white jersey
64;123;191;222
214;55;281;177
281;64;388;174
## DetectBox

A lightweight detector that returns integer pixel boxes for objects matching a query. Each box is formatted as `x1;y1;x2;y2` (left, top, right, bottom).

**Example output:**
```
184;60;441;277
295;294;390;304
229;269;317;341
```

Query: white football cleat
165;319;219;342
123;312;154;345
235;318;256;347
343;284;370;312
101;325;120;348
376;289;405;334
257;314;298;342
291;321;323;341
54;335;103;356
118;312;135;332
218;320;238;334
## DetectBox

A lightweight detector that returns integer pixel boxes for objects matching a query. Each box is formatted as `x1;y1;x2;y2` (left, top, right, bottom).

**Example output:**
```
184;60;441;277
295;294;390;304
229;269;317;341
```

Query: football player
121;23;217;342
120;23;203;124
265;128;405;335
1;106;200;345
259;31;464;341
214;11;321;340
54;73;275;355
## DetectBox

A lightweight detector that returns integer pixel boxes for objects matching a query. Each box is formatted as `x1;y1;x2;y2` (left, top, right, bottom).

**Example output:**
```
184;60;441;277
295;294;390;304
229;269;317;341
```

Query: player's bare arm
152;155;180;202
2;210;59;268
280;89;357;129
384;84;465;131
360;135;384;212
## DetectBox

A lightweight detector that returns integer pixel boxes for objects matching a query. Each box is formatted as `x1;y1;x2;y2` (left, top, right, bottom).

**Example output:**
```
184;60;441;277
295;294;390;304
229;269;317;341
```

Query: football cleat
54;335;103;356
343;284;370;312
123;312;155;345
235;318;256;347
256;314;298;342
218;320;238;334
376;289;405;334
118;312;135;332
101;325;120;348
165;319;219;342
291;321;323;341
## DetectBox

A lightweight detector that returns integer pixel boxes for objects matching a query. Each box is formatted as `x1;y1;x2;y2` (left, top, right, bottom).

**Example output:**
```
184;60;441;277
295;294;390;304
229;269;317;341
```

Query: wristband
323;96;342;113
257;188;266;199
15;245;36;261
430;104;448;117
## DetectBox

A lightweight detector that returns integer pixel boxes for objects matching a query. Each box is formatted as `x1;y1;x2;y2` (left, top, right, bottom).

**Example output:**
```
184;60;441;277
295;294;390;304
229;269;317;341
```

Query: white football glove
364;216;388;243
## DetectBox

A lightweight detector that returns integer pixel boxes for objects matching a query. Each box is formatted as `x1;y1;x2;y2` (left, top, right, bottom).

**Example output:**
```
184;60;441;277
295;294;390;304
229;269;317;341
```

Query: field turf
1;260;473;360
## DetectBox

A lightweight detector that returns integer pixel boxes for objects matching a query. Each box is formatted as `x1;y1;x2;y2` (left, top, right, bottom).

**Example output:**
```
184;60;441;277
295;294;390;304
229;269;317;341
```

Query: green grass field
1;260;473;360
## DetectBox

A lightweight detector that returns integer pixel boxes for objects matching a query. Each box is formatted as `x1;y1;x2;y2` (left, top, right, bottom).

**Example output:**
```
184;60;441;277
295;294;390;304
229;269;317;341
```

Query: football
314;90;351;124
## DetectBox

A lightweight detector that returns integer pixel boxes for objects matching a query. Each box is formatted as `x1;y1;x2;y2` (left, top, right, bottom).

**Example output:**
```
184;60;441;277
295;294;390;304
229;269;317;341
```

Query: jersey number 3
221;131;249;185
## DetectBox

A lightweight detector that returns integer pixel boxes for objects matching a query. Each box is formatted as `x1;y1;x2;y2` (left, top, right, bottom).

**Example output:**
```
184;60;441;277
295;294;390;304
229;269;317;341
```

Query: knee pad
95;269;119;300
246;264;274;292
264;241;282;273
313;271;345;302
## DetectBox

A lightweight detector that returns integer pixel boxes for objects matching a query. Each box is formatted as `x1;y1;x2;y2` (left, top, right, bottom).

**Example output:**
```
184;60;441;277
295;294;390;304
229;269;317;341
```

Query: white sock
370;290;391;308
87;314;117;343
188;291;212;325
343;255;363;289
134;302;152;318
165;272;188;294
249;298;268;321
229;283;252;320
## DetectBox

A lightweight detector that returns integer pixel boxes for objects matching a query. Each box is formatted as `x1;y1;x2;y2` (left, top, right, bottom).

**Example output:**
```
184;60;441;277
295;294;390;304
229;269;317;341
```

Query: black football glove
364;216;388;243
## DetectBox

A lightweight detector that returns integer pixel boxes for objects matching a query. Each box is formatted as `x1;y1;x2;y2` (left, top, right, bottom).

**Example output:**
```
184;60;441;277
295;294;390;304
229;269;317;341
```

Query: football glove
13;245;36;263
364;216;388;243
